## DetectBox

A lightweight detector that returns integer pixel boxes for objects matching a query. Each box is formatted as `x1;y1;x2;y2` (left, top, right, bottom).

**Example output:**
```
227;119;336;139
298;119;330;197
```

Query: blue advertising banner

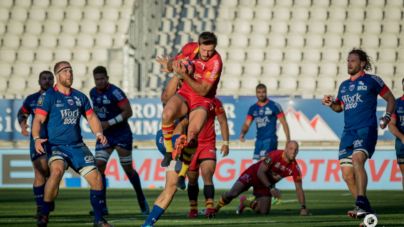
0;97;394;141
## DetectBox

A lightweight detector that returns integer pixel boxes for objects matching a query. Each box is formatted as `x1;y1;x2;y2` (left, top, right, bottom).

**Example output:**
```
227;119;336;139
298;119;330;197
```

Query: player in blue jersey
240;84;290;161
89;66;149;216
388;77;404;191
17;70;54;218
322;49;396;223
32;61;113;227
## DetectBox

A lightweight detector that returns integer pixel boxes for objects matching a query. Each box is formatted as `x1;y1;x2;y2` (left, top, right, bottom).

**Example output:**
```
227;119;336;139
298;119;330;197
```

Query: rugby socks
129;171;146;210
178;141;198;178
90;189;105;223
188;183;199;211
215;194;231;212
162;123;175;154
143;205;164;226
41;201;52;214
101;174;107;208
204;185;215;209
206;199;214;210
356;195;372;212
243;200;258;212
33;184;45;207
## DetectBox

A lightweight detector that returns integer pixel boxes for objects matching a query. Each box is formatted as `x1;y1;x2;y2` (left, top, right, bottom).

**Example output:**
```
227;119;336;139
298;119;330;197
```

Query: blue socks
356;195;372;212
101;174;107;208
33;184;45;207
41;201;52;214
143;205;165;226
90;189;105;223
129;172;146;209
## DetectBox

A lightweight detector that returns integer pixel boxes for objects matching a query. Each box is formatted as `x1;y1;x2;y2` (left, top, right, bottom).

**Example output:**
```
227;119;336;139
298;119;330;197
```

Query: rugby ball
174;59;194;79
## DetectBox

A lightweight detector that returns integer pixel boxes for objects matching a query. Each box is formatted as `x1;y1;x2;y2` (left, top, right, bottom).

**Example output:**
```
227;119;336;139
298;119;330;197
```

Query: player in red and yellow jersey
214;141;311;216
157;32;223;189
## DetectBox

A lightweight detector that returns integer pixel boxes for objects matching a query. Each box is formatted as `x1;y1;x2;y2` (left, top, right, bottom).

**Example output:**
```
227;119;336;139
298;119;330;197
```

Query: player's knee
162;108;174;120
188;177;198;185
256;209;270;215
342;171;355;183
51;168;64;180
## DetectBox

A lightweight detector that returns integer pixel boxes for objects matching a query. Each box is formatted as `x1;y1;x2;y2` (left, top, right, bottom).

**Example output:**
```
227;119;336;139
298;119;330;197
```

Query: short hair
198;31;217;47
348;48;373;72
53;61;70;74
93;66;108;78
38;71;53;80
256;84;266;91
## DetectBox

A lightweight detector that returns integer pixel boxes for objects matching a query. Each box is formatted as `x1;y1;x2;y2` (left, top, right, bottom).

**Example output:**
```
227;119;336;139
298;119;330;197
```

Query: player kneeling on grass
215;141;310;216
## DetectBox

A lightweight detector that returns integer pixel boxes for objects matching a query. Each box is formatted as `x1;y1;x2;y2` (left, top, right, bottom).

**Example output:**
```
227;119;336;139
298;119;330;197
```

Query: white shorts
166;160;182;173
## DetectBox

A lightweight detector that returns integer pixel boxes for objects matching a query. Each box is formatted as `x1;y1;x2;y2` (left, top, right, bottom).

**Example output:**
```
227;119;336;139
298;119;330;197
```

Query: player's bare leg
116;147;148;214
399;164;404;191
161;96;188;167
32;156;49;218
154;170;179;209
215;181;249;213
341;166;357;198
177;108;208;189
92;148;114;216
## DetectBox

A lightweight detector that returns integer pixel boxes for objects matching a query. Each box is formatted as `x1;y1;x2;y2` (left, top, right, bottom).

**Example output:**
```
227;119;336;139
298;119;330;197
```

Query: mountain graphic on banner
277;108;340;141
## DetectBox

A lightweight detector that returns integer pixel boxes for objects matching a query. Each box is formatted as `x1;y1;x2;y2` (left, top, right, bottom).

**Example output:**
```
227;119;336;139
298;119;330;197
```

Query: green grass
0;188;403;226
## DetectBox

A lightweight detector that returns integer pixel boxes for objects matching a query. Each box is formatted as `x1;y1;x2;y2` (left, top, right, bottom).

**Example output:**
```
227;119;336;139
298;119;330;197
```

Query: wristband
223;141;229;146
268;185;275;191
301;205;306;209
108;118;117;126
33;136;40;142
96;133;103;137
115;114;124;123
383;112;392;123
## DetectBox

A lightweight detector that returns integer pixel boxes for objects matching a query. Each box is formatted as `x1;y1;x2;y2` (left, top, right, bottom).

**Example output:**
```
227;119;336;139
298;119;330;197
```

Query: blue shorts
253;138;278;160
394;139;404;165
48;143;96;175
338;127;378;160
156;130;166;156
95;133;133;151
29;138;48;162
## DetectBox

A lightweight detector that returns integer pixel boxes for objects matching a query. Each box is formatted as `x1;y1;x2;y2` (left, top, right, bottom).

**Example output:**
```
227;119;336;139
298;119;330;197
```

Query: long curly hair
349;48;373;72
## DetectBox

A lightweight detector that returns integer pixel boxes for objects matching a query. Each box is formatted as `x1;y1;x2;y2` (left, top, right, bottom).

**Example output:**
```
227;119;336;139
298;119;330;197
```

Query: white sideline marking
341;193;352;196
280;199;298;203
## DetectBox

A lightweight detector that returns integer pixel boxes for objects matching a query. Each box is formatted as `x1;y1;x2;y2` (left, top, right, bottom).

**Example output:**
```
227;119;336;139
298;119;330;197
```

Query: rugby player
17;71;54;218
89;66;148;216
240;84;290;161
387;77;404;191
33;61;113;227
214;141;310;216
158;32;222;189
187;97;229;218
321;48;396;222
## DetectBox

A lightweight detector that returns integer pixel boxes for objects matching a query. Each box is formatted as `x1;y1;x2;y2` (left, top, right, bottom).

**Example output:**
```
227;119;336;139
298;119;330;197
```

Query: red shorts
189;145;216;171
175;90;214;113
237;167;271;197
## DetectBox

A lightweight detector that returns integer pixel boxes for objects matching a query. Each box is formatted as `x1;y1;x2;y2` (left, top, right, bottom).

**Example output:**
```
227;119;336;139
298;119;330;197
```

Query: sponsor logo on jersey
341;93;363;110
339;149;347;156
240;173;251;182
253;111;258;116
280;165;285;171
265;107;272;115
55;99;64;107
52;150;67;157
195;61;205;70
353;139;363;148
399;116;404;126
371;75;385;87
84;155;94;163
349;84;355;91
37;97;44;106
112;89;124;101
210;60;219;81
74;96;82;106
93;106;109;118
256;116;270;128
357;81;367;90
340;86;346;93
30;100;36;107
60;109;80;124
260;150;266;156
398;107;404;114
398;158;404;164
274;162;280;168
103;95;110;104
67;99;74;105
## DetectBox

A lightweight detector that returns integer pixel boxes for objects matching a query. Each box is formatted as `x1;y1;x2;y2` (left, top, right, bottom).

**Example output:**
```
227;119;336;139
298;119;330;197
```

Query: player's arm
321;95;344;113
17;107;30;137
161;76;181;104
217;112;229;157
172;61;214;96
240;118;253;142
379;89;396;129
86;112;107;146
295;182;310;215
32;114;47;154
388;115;404;143
278;115;290;145
257;161;282;198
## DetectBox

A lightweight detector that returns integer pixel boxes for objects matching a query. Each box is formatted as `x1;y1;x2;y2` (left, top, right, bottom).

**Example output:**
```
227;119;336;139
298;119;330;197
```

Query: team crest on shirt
259;109;264;115
349;84;355;91
265;107;272;115
37;97;44;106
67;99;74;105
96;97;101;104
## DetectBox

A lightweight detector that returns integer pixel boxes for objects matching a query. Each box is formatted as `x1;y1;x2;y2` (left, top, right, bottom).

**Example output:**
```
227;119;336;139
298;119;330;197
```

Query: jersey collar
96;83;110;94
256;99;269;107
350;71;365;82
402;95;404;101
54;85;73;96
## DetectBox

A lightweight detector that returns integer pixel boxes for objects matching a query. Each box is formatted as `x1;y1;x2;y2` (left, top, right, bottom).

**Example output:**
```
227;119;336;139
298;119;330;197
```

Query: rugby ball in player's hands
174;59;194;79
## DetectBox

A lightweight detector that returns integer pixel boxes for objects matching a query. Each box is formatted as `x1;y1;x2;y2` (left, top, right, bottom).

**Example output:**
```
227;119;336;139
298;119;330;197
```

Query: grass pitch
0;188;403;227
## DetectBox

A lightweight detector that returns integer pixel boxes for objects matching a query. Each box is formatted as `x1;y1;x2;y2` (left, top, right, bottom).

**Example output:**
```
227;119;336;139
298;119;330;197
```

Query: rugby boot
271;196;281;205
348;206;374;218
187;209;198;218
93;219;114;227
173;135;187;161
89;207;109;216
36;212;49;227
34;206;42;218
359;221;366;227
161;152;173;167
177;176;186;190
140;200;150;215
236;196;247;214
205;208;215;218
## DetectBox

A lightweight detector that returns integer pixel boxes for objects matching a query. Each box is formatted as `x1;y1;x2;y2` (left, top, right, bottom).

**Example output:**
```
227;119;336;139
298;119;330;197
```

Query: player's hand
239;134;245;142
379;117;389;129
101;121;110;130
300;209;311;216
321;95;333;107
220;145;229;157
172;61;188;78
156;54;172;73
97;134;108;146
270;189;282;199
20;123;29;137
35;138;47;154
